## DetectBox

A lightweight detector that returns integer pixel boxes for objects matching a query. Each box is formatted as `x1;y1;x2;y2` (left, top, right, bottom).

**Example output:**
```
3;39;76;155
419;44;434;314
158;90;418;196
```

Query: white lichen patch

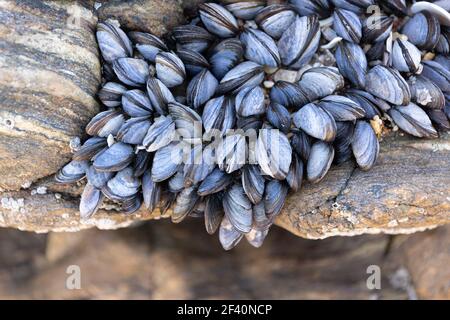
1;197;25;212
31;186;47;195
21;181;32;189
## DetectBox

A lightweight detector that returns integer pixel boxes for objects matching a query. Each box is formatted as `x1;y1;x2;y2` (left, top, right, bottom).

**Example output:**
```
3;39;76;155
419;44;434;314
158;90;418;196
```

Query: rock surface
0;0;101;191
387;226;450;299
97;0;185;36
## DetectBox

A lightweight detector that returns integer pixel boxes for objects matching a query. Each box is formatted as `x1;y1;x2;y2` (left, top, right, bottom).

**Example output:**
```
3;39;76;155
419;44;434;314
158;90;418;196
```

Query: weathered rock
0;220;407;299
97;0;185;36
387;225;450;299
0;0;101;191
1;133;449;238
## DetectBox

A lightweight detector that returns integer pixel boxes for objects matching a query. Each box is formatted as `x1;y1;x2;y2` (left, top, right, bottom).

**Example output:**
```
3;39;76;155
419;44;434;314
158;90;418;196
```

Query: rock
0;220;408;299
97;0;185;36
387;225;450;299
0;0;101;191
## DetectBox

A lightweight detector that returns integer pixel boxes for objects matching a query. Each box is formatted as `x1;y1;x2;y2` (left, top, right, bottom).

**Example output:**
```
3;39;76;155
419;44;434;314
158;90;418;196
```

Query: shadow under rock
0;219;406;299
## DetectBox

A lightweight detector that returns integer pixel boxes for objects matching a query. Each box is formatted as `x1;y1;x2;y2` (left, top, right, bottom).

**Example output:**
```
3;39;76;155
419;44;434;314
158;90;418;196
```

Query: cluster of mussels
56;0;450;250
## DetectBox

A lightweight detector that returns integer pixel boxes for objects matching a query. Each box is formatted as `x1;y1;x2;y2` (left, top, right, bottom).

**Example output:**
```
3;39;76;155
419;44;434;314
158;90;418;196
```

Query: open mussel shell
333;8;362;43
219;215;244;251
223;183;253;234
216;133;247;174
79;183;104;219
291;129;311;162
286;152;303;192
365;65;411;106
217;61;264;95
116;117;151;145
146;76;175;115
389;103;438;138
202;95;236;135
96;21;133;63
172;25;214;53
93;142;134;172
113;57;149;87
73;137;107;161
298;67;345;102
256;129;292;180
264;179;288;220
333;121;354;165
172;186;199;223
240;27;280;68
331;0;375;14
225;0;265;20
391;39;422;74
408;75;445;110
401;12;441;50
362;14;393;43
278;15;320;69
122;89;153;117
128;31;168;62
177;48;210;76
290;0;332;18
142;115;175;152
98;82;127;107
335;41;367;89
151;142;183;182
267;102;291;134
352;121;379;171
199;2;239;38
55;160;89;183
209;38;244;80
318;95;365;121
86;165;114;189
155;52;186;88
307;141;335;183
235;85;265;117
293;103;337;142
255;4;297;39
204;193;225;235
102;167;140;201
242;165;265;205
186;69;218;110
85;109;124;137
269;81;308;110
421;60;450;94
